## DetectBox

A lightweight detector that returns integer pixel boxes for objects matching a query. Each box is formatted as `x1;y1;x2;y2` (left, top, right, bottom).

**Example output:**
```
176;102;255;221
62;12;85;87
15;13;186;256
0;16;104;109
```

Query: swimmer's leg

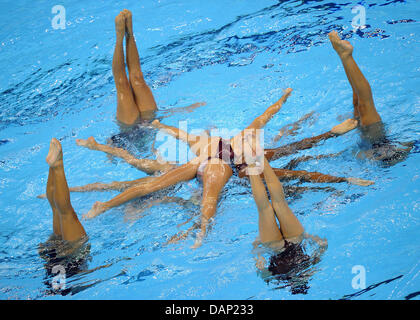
192;158;233;248
273;111;315;143
46;138;86;242
123;9;157;120
264;118;357;161
76;137;175;174
46;167;62;237
283;152;343;170
271;168;374;186
38;177;156;198
166;224;198;246
84;160;199;219
113;11;140;126
248;167;284;244
151;120;203;149
246;88;293;130
230;89;294;160
261;158;304;240
160;102;207;119
329;31;381;127
124;196;191;221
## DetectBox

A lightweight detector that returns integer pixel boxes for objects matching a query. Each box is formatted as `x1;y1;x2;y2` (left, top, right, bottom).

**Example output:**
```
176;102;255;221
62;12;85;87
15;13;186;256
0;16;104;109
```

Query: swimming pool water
0;0;419;300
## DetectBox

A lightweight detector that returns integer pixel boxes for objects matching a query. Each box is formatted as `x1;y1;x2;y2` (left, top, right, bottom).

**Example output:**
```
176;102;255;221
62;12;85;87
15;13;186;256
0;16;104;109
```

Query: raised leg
244;137;300;243
46;138;86;242
76;137;174;174
113;11;140;126
261;157;304;239
249;170;284;244
329;31;381;127
84;160;200;219
46;167;62;236
123;9;157;120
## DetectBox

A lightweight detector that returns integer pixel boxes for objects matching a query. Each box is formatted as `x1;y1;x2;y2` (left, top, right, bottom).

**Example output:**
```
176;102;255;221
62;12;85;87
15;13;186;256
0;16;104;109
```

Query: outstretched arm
76;137;174;174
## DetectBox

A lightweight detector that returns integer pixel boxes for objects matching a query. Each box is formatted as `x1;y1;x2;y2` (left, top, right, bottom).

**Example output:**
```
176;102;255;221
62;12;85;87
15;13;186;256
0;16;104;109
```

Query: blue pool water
0;0;419;300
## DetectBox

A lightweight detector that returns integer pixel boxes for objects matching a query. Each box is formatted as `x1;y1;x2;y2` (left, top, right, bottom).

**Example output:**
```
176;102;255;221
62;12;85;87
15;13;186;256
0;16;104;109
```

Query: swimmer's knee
117;116;138;126
46;185;54;201
129;72;147;87
116;109;139;126
115;76;131;90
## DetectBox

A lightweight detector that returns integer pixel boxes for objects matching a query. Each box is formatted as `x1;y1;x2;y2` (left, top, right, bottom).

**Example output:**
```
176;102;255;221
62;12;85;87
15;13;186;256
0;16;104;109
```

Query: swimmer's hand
37;193;47;199
82;201;106;219
346;177;374;186
255;256;267;271
151;119;162;128
331;119;358;135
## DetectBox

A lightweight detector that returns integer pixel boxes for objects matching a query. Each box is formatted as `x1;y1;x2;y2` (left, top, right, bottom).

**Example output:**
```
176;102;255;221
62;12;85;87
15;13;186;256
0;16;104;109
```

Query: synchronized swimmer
38;9;412;282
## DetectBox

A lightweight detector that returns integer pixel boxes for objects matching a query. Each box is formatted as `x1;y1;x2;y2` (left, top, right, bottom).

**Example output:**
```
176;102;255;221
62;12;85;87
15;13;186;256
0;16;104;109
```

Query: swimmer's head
373;143;413;167
267;242;312;295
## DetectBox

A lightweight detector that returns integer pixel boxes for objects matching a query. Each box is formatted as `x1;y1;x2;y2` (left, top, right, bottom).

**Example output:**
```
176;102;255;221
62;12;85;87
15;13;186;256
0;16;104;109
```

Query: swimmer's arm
304;233;329;258
254;254;272;279
255;255;267;271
